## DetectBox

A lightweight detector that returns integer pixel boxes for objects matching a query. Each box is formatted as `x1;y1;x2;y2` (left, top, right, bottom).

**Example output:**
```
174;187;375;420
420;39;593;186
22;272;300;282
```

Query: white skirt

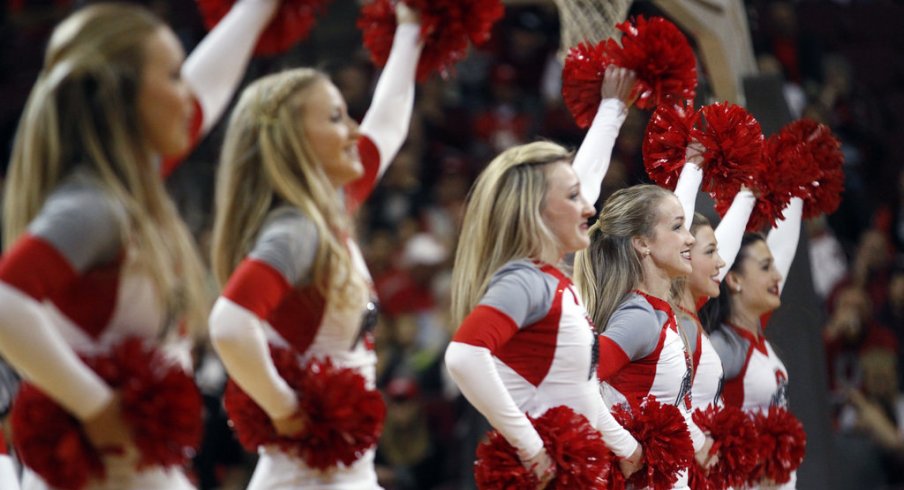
247;445;381;490
21;451;194;490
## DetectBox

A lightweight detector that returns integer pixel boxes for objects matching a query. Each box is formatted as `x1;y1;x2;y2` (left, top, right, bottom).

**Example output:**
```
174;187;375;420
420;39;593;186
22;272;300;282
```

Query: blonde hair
211;68;365;306
450;141;572;326
3;4;209;335
670;212;713;304
574;185;674;330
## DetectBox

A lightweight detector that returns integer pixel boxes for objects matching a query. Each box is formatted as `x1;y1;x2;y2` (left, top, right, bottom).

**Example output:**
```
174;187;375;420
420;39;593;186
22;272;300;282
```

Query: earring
734;286;742;293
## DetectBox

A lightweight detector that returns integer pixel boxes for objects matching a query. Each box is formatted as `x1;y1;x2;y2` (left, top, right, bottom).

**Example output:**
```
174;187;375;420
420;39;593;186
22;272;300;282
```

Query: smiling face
728;239;783;315
640;195;695;278
297;79;361;187
137;27;193;157
688;225;726;298
541;161;595;256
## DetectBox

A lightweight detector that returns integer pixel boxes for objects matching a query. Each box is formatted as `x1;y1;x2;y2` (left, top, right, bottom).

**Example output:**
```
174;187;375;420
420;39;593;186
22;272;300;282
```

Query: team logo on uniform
771;369;789;408
676;368;692;409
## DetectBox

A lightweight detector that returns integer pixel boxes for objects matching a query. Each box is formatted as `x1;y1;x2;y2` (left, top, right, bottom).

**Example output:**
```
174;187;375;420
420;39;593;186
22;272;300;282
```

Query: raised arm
767;197;803;294
182;0;280;135
359;4;423;178
672;142;704;230
573;66;635;206
714;188;756;281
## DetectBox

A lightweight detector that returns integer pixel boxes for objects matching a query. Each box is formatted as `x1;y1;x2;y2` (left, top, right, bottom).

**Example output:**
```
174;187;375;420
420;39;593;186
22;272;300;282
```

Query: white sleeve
767;197;803;294
182;0;279;134
0;282;113;420
445;341;544;460
715;189;756;282
573;98;628;206
595;402;639;458
209;297;298;419
674;162;703;231
0;455;17;490
359;23;423;178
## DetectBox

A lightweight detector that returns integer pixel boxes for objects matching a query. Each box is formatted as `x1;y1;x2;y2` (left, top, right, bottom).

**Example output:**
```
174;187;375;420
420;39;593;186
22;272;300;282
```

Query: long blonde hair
574;185;673;330
450;141;572;326
211;69;364;305
3;4;209;335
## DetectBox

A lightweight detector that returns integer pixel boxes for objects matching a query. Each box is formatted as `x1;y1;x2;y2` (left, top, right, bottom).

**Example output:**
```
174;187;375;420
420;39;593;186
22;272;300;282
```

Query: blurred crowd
1;0;904;488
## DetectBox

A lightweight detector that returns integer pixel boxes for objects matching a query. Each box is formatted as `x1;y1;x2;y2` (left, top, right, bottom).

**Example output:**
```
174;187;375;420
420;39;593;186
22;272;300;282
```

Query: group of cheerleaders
0;0;817;489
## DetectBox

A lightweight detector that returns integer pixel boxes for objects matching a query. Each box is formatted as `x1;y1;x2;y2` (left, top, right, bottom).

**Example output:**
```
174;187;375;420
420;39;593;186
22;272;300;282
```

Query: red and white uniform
710;324;788;412
208;23;422;490
597;291;706;489
445;261;639;462
677;308;724;409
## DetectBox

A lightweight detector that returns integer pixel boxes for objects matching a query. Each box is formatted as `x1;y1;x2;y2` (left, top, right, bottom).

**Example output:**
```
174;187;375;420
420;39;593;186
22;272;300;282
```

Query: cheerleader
0;2;278;488
444;140;643;488
575;184;714;489
699;197;803;490
670;154;757;408
207;4;422;488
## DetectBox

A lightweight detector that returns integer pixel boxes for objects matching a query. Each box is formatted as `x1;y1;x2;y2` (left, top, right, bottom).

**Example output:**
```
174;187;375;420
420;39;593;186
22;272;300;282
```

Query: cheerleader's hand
83;394;132;455
522;447;556;489
685;140;705;168
273;410;307;438
695;436;718;469
600;65;638;106
396;1;420;25
618;445;644;479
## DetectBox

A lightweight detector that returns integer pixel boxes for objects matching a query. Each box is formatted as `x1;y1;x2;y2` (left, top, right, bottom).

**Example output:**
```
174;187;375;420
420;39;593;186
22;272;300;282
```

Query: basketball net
553;0;634;58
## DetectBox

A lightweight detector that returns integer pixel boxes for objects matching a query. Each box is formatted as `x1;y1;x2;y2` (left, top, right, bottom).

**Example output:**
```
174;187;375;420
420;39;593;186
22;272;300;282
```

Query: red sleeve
0;234;77;300
344;135;381;214
161;98;204;179
222;259;292;320
452;305;519;353
596;335;631;382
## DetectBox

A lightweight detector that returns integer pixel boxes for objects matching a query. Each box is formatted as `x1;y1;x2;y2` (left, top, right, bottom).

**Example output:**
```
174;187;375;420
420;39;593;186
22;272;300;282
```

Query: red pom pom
561;40;612;129
692;405;760;490
224;346;386;470
197;0;332;56
474;405;613;489
96;339;203;469
9;338;201;489
643;101;700;189
359;0;505;82
693;102;765;198
11;383;105;490
688;461;716;490
749;407;807;485
612;396;695;490
779;119;845;218
474;430;538;489
606;16;697;110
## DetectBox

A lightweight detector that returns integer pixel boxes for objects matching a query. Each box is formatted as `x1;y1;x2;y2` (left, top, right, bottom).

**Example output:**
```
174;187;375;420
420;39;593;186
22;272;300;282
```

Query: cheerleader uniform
1;171;197;490
445;260;639;464
597;291;707;489
208;23;422;489
677;308;723;409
